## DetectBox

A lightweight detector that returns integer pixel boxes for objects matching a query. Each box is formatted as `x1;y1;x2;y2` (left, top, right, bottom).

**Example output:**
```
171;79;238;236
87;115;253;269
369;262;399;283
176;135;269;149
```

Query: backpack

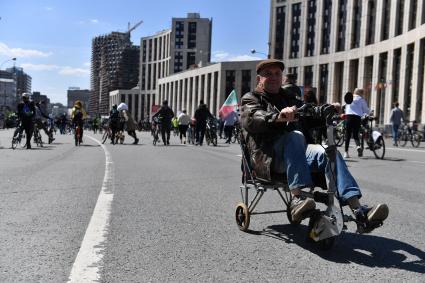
110;109;120;121
22;103;33;117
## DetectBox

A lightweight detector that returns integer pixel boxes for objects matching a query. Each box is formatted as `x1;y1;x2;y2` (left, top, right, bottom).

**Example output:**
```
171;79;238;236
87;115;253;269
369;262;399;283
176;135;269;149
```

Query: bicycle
33;126;43;147
333;117;346;147
11;123;26;150
231;123;241;144
397;121;421;147
101;126;112;144
205;118;218;146
358;115;385;159
152;123;161;146
75;125;81;146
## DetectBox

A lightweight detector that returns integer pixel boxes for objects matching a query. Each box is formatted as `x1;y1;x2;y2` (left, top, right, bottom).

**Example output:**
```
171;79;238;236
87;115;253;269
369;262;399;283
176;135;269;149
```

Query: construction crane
127;20;143;34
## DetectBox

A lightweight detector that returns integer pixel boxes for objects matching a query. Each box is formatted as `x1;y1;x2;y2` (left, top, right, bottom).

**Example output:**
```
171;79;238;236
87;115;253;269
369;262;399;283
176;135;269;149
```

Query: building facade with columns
269;0;425;126
109;87;142;121
156;61;260;117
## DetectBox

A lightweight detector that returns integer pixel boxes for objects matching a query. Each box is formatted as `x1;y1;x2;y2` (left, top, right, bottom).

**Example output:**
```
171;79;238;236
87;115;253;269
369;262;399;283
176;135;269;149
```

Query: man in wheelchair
240;59;389;232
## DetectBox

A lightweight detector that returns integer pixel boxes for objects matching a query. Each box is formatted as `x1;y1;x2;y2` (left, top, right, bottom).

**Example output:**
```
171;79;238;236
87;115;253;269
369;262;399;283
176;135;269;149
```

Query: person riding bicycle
34;100;55;144
109;104;121;144
240;59;388;231
177;109;190;144
71;100;87;143
16;93;36;149
152;100;174;146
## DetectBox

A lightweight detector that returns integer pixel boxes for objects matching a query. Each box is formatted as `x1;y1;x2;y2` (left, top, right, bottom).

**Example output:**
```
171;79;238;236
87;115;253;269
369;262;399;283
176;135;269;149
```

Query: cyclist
152;100;174;146
222;110;238;144
171;116;179;136
71;100;87;143
241;59;388;230
34;100;55;144
16;93;36;149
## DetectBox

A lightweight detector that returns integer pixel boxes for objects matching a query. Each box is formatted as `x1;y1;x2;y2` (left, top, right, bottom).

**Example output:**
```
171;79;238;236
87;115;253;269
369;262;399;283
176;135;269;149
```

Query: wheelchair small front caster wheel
235;203;250;231
286;207;301;226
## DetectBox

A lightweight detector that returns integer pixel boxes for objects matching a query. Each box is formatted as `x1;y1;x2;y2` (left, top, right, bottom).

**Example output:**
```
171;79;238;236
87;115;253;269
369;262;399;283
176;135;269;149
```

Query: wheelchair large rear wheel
235;203;250;231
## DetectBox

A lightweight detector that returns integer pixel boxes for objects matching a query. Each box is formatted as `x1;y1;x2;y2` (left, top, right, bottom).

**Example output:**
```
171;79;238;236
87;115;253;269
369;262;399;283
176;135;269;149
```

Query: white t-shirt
178;113;191;125
345;95;370;116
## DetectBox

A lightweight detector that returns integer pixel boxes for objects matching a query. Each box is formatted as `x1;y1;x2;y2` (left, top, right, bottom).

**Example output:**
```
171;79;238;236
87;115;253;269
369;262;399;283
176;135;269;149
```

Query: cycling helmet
22;92;30;99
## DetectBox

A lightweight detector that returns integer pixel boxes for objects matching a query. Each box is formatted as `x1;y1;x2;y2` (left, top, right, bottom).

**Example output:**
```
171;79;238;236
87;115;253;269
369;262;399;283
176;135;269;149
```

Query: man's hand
277;106;298;122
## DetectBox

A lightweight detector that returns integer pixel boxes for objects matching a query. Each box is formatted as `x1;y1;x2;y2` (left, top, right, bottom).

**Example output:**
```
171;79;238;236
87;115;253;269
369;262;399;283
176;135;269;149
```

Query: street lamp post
250;49;270;59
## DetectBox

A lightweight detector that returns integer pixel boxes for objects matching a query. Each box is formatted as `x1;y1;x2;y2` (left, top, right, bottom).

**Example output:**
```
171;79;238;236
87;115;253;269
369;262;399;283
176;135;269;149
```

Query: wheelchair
234;104;384;250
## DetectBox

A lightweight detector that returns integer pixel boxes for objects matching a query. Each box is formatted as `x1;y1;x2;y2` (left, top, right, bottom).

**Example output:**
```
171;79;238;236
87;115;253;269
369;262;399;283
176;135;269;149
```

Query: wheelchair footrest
250;209;287;215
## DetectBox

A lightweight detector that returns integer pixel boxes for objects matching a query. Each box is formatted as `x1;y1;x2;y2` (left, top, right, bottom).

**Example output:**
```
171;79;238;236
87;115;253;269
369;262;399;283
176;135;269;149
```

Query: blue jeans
392;124;400;145
273;131;362;204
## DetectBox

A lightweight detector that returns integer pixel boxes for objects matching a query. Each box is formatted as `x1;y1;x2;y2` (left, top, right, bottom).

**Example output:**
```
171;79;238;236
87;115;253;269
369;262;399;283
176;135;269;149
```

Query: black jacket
194;104;212;126
240;88;303;181
17;101;36;123
153;106;174;126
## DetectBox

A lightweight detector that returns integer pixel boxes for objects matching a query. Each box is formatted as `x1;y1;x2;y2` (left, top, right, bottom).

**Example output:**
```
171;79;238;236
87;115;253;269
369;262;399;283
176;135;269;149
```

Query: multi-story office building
269;0;425;126
0;70;17;112
6;67;31;96
67;87;91;112
138;13;212;119
90;32;139;115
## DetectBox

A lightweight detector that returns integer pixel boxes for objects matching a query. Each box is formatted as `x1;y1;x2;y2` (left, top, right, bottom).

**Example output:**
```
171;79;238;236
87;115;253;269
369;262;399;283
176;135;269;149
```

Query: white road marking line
68;136;114;282
407;160;425;165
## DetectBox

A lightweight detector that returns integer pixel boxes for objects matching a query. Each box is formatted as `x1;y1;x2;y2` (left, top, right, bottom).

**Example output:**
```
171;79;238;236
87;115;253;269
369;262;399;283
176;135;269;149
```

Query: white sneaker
344;152;350;159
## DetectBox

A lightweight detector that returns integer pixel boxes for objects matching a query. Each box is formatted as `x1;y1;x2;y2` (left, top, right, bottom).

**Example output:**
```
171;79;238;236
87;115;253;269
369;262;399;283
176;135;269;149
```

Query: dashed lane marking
68;136;114;282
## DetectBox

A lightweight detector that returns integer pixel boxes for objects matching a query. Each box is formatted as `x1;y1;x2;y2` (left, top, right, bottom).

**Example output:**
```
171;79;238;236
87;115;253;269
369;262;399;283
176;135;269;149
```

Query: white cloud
45;7;53;11
0;42;52;58
90;19;99;24
21;63;59;71
59;67;89;76
212;51;261;62
83;62;90;67
21;63;89;77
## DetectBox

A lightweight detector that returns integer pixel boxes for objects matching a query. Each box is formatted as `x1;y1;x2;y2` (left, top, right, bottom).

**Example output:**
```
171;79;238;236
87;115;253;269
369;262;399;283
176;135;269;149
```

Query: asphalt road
0;128;424;282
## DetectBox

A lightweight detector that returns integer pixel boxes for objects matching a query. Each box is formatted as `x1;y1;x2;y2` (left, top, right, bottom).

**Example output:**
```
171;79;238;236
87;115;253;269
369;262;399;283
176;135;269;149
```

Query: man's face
257;65;283;94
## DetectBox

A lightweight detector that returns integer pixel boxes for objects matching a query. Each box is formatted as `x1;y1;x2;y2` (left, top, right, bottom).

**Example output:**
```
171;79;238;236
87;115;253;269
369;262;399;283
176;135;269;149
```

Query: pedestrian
344;89;370;158
152;100;174;145
177;109;191;144
218;117;224;139
16;93;36;149
109;104;121;144
389;102;404;146
282;73;302;100
194;100;213;146
223;110;238;144
118;103;139;144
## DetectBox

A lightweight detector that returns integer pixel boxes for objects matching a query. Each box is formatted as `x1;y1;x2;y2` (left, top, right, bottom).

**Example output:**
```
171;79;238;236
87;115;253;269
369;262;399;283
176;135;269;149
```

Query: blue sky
0;0;269;104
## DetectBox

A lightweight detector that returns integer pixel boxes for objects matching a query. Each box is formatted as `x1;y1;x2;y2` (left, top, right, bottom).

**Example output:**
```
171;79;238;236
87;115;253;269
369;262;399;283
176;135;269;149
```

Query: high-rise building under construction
90;32;139;115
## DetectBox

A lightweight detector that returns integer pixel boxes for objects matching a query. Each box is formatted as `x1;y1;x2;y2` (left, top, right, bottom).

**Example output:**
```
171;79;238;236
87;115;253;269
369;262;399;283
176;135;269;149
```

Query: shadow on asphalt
249;224;425;274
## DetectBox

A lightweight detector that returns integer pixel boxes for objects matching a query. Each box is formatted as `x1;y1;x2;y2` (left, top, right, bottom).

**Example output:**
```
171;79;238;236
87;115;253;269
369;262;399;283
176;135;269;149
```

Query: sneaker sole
292;199;316;222
368;204;389;222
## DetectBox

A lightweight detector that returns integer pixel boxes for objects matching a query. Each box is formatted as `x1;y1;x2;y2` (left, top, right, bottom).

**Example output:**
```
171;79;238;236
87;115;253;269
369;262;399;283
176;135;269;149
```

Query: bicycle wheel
335;128;345;146
411;133;421;148
372;136;385;159
36;131;43;147
212;133;218;146
398;133;408;147
101;131;108;144
11;128;20;149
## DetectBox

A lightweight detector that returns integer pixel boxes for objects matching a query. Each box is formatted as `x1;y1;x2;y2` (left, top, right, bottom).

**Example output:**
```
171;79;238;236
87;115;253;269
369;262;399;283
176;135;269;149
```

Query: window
366;0;376;45
381;0;391;41
305;0;316;56
351;0;362;49
186;52;196;69
395;0;404;36
274;6;286;59
290;3;301;58
336;0;347;51
188;22;197;48
321;0;332;54
241;70;251;95
225;70;235;97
